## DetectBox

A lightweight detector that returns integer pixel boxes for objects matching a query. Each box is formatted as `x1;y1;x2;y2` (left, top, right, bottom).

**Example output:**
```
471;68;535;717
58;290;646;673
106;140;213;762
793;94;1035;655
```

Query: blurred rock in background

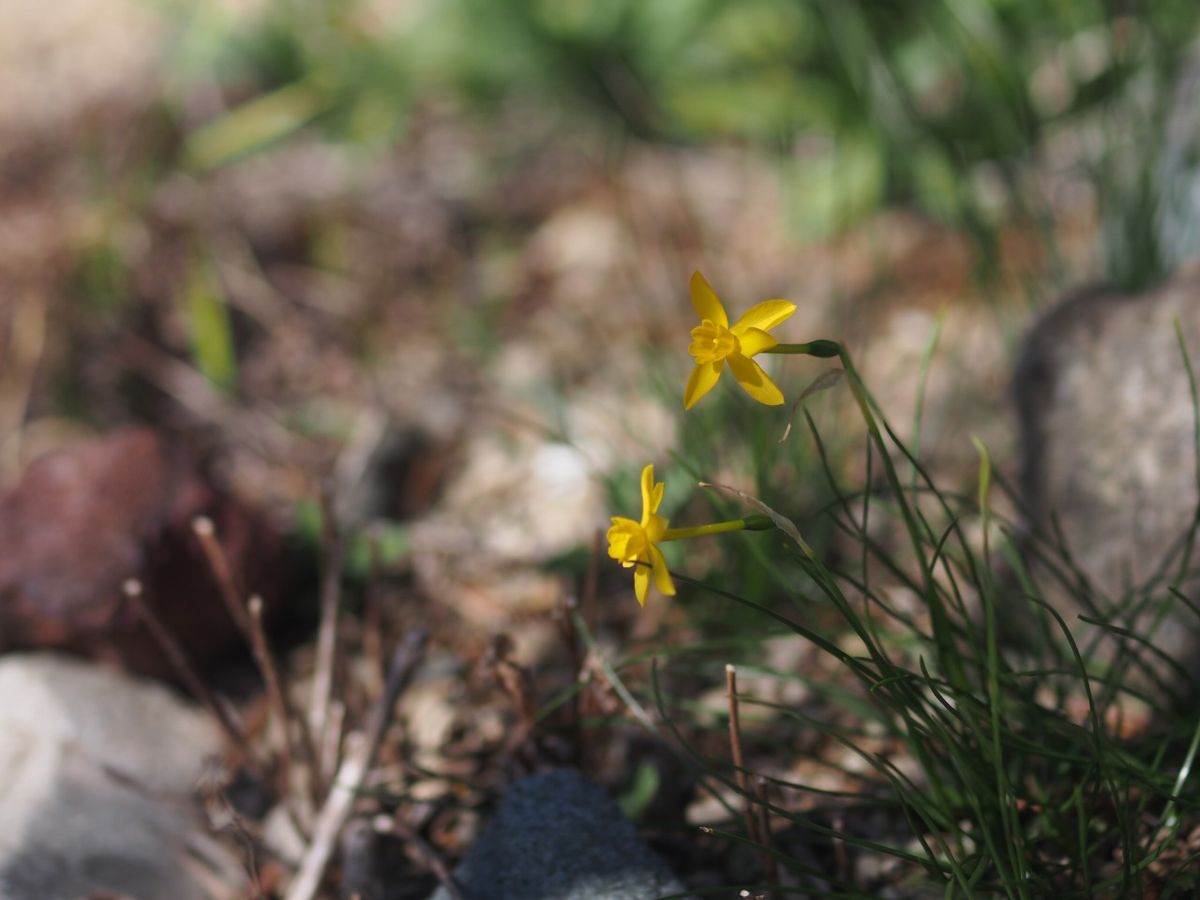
1158;44;1200;273
0;428;282;680
0;653;243;900
1013;268;1200;685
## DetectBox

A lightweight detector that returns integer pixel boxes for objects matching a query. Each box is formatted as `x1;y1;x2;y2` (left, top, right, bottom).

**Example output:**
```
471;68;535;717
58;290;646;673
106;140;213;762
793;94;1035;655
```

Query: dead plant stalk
309;490;345;784
284;627;430;900
122;578;250;756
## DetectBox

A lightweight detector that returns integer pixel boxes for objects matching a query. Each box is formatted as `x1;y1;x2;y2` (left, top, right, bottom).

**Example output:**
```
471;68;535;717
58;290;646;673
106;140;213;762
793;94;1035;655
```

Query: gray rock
428;769;689;900
0;653;243;900
1158;45;1200;272
1013;271;1200;683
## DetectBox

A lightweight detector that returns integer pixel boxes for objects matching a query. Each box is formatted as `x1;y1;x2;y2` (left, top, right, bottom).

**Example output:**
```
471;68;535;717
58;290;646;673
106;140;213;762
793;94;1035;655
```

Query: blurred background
3;0;1200;640
9;4;1200;894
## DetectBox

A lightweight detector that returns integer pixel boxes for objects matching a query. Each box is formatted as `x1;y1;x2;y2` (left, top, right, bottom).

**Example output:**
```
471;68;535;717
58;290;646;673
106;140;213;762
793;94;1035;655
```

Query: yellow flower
683;271;797;410
606;464;676;606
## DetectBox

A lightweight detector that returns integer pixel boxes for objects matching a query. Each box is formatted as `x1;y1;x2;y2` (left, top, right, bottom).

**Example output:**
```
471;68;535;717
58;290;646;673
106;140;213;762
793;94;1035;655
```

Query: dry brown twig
191;515;323;815
573;529;608;773
555;593;584;768
725;664;759;846
122;578;250;757
727;666;779;897
309;485;346;786
191;515;252;641
755;776;781;900
583;527;602;630
284;732;368;900
362;531;387;701
117;332;298;460
488;635;539;763
191;514;324;824
246;594;320;810
247;612;296;794
209;228;294;329
284;628;430;900
318;701;346;791
193;767;283;899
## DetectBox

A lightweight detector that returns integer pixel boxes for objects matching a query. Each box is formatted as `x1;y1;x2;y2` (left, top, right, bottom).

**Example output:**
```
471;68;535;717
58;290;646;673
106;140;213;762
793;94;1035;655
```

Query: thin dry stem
490;637;539;761
330;407;387;520
556;594;584;769
247;594;319;808
192;515;252;642
573;529;605;774
123;578;249;754
118;332;298;459
283;733;367;900
832;812;849;883
284;628;429;900
309;487;345;781
319;701;345;787
725;664;760;845
362;532;386;701
755;775;780;899
583;527;602;628
210;229;294;328
364;628;429;758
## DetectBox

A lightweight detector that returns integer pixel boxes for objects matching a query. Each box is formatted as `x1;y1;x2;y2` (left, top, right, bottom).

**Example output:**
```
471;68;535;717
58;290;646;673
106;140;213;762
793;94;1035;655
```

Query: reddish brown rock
0;428;281;680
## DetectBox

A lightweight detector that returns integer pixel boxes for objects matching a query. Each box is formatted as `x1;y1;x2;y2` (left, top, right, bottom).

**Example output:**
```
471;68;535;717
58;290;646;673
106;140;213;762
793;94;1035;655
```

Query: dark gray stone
428;769;689;900
1013;271;1200;682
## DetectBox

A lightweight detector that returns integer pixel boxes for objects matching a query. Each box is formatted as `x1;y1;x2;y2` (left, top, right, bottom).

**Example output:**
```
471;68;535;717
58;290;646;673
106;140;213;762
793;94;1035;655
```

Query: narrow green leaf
183;257;237;392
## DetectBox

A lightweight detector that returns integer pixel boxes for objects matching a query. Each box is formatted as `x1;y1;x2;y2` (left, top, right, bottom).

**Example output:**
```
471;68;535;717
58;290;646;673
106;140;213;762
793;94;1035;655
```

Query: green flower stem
763;340;842;358
833;343;968;694
761;334;968;691
661;515;774;542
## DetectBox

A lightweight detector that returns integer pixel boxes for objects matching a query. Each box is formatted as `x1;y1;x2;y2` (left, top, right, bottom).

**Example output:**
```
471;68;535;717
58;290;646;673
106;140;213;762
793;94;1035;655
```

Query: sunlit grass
587;337;1200;896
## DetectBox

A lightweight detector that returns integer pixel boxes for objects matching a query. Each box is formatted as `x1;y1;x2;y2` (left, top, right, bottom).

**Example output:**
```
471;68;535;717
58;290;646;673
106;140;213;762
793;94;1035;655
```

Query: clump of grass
596;339;1200;896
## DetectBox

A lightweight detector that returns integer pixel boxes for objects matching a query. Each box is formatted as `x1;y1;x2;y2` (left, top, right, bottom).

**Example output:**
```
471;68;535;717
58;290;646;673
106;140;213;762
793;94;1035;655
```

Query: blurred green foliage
161;0;1199;285
293;499;411;580
181;255;238;392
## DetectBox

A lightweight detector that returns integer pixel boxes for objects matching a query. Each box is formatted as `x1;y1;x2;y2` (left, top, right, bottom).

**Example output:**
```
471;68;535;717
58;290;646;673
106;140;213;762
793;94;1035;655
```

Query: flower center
607;520;649;565
689;320;740;365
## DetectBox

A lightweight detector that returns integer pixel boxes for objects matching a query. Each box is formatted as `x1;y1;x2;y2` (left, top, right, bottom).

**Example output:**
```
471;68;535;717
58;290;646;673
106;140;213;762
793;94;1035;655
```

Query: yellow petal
727;353;785;406
737;326;778;357
639;464;656;518
731;299;796;335
649;481;664;515
643;511;668;543
689;272;728;328
683;361;723;410
633;561;650;606
648;545;676;596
